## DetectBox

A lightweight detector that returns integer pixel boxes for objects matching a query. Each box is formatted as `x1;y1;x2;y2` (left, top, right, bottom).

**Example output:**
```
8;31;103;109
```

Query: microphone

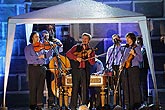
114;38;121;43
121;44;129;48
114;39;117;43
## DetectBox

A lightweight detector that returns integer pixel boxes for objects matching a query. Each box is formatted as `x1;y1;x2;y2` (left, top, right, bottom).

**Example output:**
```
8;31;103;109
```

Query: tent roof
10;0;144;24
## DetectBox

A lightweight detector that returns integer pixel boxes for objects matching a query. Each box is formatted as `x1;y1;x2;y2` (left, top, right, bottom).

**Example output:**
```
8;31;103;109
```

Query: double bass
49;54;71;97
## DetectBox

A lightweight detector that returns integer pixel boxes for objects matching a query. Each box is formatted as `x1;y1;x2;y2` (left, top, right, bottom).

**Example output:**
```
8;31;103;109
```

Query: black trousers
122;67;141;109
140;68;148;102
28;65;46;106
69;68;90;109
89;87;101;108
46;68;56;106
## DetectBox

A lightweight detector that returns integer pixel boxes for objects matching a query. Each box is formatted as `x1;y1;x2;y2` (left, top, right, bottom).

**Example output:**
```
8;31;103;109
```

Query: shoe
49;104;60;109
36;105;43;110
68;107;76;110
29;105;37;110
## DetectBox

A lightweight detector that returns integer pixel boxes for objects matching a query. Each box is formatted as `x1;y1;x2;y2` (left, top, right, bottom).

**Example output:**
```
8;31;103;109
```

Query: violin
73;48;98;58
124;44;137;68
33;42;56;52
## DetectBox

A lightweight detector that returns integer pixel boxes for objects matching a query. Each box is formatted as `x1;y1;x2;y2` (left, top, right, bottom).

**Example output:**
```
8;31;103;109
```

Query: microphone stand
113;46;127;108
51;51;61;109
103;44;116;107
52;46;69;109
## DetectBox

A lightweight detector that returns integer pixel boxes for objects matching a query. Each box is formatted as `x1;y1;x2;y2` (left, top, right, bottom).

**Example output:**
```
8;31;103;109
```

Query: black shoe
29;105;37;110
36;106;43;110
68;107;76;110
49;104;60;109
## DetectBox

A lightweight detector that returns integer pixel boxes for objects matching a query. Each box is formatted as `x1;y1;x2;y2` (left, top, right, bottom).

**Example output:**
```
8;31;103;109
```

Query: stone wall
0;1;31;107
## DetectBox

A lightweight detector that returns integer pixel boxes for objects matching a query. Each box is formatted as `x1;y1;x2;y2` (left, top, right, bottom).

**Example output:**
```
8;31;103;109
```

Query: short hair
29;31;38;43
112;34;122;42
125;32;136;44
41;30;49;34
82;33;92;40
112;34;120;38
78;105;89;110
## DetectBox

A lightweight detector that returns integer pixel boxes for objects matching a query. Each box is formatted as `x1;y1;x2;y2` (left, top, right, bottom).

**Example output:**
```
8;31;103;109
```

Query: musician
66;33;95;110
106;34;125;105
24;31;53;110
46;24;55;41
41;30;63;109
41;30;63;55
136;36;149;106
89;57;104;109
121;32;143;110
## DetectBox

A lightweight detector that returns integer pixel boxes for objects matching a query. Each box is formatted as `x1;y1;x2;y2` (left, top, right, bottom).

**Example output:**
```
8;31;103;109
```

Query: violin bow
82;52;107;61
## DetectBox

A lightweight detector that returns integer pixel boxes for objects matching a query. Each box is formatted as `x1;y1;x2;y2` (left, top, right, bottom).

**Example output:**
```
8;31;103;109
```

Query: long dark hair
125;32;136;45
29;31;38;43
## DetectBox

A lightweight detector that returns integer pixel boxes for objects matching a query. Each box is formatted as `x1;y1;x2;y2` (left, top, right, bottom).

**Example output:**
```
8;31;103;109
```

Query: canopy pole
139;20;159;108
1;23;16;110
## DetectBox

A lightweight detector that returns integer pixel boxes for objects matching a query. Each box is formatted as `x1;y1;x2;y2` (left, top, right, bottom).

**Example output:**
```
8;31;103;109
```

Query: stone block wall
0;1;31;107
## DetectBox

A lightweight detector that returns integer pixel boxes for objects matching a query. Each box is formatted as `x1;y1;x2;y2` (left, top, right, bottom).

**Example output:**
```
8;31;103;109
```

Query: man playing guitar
66;33;95;110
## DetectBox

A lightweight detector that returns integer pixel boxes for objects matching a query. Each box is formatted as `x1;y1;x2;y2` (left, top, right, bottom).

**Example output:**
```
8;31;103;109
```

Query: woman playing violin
66;33;95;110
24;31;53;110
120;32;143;110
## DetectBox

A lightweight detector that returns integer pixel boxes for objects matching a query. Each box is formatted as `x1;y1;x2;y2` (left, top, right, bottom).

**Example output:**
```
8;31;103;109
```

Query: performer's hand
129;49;136;56
76;57;82;62
38;54;45;59
87;50;92;57
119;65;124;70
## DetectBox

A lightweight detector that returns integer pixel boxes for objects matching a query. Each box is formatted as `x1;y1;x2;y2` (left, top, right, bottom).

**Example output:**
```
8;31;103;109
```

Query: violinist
24;31;53;110
41;30;63;109
66;33;95;110
120;32;143;110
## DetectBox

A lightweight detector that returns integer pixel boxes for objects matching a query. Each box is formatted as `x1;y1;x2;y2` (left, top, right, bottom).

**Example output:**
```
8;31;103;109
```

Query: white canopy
4;0;159;107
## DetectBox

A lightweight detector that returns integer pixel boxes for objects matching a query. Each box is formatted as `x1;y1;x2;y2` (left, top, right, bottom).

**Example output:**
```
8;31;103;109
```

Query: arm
106;47;111;68
24;45;45;64
66;45;78;60
88;50;95;65
55;38;63;53
133;46;143;63
24;45;39;62
96;60;104;74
